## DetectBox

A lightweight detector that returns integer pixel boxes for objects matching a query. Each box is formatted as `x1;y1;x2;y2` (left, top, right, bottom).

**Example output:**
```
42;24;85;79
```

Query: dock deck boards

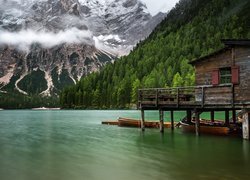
138;85;250;110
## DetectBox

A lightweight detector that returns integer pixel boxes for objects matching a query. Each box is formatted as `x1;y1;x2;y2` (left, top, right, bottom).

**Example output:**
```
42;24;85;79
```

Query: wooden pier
138;84;243;110
137;39;250;139
138;85;248;135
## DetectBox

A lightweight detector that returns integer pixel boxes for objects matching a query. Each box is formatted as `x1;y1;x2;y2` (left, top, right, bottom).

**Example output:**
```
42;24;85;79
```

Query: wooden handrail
138;84;232;91
138;84;235;108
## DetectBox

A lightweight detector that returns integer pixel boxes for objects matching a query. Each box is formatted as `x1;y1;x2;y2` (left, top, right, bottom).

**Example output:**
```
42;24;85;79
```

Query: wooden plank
187;110;192;123
159;110;164;133
156;89;158;107
141;110;145;131
177;88;179;107
195;110;200;136
225;110;230;126
211;111;215;122
141;101;157;105
171;110;174;131
202;87;205;107
242;111;250;140
102;121;119;125
232;110;236;124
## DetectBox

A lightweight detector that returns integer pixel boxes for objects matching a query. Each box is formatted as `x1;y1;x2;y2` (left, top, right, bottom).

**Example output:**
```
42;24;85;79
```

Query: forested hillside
60;0;250;109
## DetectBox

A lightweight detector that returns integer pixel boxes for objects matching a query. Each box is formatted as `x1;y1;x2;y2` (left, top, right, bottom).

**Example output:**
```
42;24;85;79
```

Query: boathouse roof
189;39;250;65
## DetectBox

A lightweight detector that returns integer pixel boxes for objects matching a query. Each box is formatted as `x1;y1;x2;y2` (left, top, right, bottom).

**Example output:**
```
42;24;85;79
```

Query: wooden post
232;47;235;65
195;110;200;136
159;110;164;133
155;89;158;107
242;110;250;140
187;110;192;123
177;88;179;107
225;110;230;126
171;110;174;131
232;110;236;124
141;110;145;131
211;111;215;123
231;84;235;108
201;87;205;107
137;89;141;109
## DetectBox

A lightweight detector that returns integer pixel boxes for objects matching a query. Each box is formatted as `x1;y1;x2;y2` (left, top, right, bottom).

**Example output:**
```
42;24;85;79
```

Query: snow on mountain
0;0;166;96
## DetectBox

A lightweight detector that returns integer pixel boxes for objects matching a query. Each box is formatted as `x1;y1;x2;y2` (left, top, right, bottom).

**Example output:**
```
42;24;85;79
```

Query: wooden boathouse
138;39;250;139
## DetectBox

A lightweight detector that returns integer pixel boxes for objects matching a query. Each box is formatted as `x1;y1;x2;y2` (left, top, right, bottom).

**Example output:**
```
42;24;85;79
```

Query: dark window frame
219;67;232;84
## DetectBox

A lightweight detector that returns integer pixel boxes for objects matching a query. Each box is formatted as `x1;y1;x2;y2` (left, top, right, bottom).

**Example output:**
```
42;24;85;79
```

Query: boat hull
180;122;230;136
118;117;173;128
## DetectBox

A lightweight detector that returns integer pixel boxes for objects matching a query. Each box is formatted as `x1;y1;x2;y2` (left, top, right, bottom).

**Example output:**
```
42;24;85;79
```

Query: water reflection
243;140;249;164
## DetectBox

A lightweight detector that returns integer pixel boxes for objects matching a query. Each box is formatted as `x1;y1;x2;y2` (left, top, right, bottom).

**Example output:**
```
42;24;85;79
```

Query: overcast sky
141;0;180;15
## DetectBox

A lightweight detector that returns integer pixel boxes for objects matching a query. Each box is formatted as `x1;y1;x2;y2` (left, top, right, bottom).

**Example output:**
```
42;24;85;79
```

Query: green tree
172;73;184;87
131;79;140;104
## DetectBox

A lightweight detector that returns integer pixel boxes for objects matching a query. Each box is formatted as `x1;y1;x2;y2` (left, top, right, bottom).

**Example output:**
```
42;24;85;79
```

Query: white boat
32;107;60;110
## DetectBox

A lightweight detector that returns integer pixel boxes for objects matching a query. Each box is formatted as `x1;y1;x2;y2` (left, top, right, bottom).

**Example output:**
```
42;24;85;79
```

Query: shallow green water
0;110;249;180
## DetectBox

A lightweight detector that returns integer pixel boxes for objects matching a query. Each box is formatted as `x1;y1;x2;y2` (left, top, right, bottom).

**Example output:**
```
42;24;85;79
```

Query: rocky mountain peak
0;0;166;96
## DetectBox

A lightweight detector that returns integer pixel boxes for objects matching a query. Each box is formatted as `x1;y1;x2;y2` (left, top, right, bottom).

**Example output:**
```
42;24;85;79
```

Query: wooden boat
118;117;141;127
180;120;230;136
102;121;119;125
117;117;174;128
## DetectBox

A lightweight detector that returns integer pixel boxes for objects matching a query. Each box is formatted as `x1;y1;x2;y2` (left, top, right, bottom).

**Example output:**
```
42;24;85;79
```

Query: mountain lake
0;110;249;180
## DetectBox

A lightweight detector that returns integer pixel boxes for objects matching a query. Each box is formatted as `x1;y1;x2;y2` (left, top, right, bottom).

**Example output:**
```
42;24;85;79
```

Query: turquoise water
0;110;249;180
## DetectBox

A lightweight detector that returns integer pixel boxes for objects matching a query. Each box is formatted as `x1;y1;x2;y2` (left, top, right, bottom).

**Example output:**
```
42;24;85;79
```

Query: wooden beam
187;110;192;123
242;110;250;140
231;47;235;65
202;87;205;107
159;110;164;133
137;89;141;109
211;111;215;122
232;110;236;124
225;110;230;126
171;110;174;131
231;84;235;108
141;110;145;131
177;88;179;108
155;89;158;107
195;110;200;136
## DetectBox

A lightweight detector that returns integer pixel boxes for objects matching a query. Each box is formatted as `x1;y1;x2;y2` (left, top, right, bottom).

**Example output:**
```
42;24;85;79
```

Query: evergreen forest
60;0;250;109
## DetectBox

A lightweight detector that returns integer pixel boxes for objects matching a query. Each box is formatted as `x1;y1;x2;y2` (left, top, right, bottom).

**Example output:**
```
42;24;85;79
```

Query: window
212;66;239;86
220;68;231;84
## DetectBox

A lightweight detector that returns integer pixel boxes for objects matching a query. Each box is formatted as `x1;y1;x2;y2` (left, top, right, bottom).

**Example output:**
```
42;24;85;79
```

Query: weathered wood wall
194;49;231;86
194;46;250;104
234;47;250;104
204;86;232;105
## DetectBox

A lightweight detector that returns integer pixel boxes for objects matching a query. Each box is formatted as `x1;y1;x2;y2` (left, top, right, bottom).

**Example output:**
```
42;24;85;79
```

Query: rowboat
180;121;230;135
178;118;243;136
117;117;174;128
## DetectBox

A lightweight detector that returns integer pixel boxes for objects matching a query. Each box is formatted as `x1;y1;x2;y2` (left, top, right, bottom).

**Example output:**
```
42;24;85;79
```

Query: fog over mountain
0;28;93;51
0;0;167;96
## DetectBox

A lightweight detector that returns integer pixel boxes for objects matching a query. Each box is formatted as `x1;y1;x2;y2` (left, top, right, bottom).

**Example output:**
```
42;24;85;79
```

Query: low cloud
94;35;132;57
0;28;94;51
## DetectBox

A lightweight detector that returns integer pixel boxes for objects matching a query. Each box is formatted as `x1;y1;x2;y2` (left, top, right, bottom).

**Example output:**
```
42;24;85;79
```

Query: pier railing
138;84;235;109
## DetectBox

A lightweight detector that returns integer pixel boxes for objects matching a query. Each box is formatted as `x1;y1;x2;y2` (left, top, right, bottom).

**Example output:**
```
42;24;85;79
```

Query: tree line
60;0;250;109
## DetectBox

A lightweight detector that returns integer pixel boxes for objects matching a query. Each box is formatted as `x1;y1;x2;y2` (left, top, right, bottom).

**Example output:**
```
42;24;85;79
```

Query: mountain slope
0;0;165;97
60;0;250;109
